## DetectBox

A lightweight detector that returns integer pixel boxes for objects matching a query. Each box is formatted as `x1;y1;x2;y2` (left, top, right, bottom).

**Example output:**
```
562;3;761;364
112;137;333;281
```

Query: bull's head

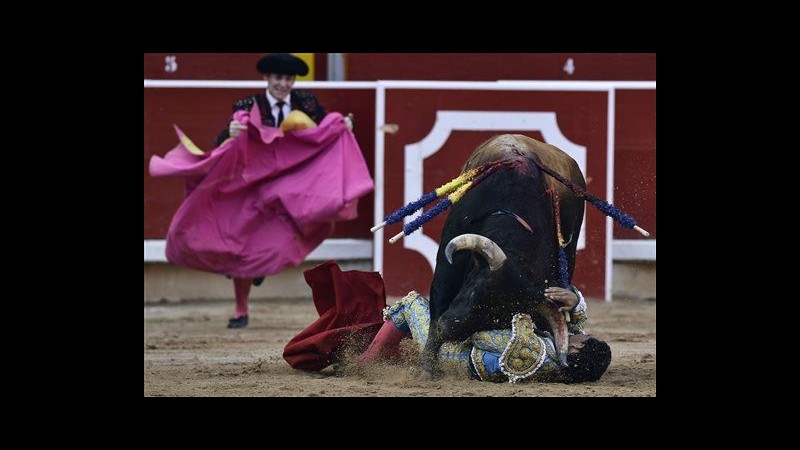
442;232;570;367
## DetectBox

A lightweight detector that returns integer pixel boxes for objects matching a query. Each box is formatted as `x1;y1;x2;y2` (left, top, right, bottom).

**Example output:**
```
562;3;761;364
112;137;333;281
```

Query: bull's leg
418;263;487;380
417;282;449;380
417;328;444;380
418;310;469;379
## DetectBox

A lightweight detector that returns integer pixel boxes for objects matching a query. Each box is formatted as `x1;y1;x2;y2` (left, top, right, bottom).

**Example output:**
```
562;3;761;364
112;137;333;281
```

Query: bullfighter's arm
215;95;257;147
567;286;587;335
545;286;588;335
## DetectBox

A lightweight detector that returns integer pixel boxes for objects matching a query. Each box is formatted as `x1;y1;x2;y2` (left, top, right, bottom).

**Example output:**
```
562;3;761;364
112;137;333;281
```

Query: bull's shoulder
510;135;579;173
462;134;525;170
518;136;586;191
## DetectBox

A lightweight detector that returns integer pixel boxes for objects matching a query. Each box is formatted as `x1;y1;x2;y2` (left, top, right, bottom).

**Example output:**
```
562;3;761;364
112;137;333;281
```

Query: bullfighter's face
264;73;296;100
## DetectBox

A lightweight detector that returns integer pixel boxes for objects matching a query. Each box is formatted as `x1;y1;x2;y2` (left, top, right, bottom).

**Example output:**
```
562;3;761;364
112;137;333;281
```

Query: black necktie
275;101;285;127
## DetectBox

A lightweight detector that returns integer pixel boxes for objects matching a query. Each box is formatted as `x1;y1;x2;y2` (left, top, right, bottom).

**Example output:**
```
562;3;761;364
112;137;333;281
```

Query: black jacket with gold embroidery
214;89;326;146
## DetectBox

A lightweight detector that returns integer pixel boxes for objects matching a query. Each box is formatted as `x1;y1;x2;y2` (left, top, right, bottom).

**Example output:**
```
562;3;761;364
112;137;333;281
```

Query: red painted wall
614;90;656;239
347;53;655;81
143;53;656;82
146;53;271;80
144;53;327;80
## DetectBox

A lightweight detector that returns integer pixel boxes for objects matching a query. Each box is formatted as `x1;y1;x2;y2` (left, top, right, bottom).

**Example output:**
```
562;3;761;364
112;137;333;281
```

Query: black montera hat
256;53;309;76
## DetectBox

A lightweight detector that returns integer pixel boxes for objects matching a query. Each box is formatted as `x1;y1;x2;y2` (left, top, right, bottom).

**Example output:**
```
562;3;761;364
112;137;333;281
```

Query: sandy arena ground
144;296;655;396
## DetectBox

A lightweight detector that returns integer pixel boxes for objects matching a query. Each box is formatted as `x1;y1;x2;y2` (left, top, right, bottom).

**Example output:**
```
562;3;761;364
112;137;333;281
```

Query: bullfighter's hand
545;287;578;313
229;119;248;137
344;113;354;131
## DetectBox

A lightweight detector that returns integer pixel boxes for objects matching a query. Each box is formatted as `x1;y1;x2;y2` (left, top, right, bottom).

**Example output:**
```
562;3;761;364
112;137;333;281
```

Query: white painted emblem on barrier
403;111;587;272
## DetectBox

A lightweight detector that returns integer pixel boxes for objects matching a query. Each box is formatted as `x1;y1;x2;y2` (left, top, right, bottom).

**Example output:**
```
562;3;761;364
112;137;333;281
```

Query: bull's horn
445;234;507;271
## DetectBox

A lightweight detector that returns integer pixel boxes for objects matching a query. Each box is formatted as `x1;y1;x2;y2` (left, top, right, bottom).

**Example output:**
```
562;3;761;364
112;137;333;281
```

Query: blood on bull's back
464;134;585;204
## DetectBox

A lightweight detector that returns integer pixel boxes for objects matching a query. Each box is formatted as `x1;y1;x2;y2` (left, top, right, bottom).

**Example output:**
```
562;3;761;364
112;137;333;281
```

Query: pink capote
148;106;374;278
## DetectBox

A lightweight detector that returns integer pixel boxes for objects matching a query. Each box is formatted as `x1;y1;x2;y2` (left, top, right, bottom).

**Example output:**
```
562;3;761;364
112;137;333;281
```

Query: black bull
420;134;586;377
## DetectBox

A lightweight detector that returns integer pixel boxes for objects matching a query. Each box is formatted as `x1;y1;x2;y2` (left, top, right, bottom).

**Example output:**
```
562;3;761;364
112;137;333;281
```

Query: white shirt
266;90;292;125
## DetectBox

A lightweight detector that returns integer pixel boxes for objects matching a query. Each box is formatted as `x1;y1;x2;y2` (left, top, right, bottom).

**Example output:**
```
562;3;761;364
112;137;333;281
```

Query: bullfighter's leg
228;278;251;329
358;291;431;363
357;321;408;363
